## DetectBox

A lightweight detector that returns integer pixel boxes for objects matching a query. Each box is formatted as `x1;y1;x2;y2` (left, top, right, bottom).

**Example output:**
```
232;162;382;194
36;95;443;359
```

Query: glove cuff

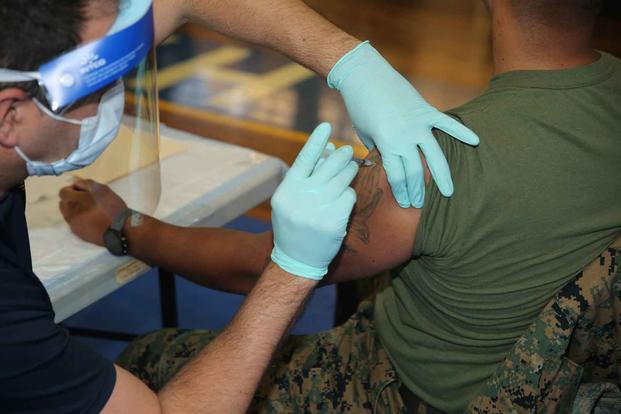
327;40;383;90
271;246;327;281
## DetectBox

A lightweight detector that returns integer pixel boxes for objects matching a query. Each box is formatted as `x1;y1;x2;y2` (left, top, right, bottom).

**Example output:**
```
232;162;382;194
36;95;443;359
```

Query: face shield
1;0;161;223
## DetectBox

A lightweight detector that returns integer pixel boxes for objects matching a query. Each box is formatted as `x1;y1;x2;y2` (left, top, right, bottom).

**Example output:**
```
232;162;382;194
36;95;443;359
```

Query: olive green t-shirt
374;52;621;414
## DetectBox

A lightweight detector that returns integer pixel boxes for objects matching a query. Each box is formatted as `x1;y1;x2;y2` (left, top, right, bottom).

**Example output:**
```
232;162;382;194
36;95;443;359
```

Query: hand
271;122;358;280
328;41;480;208
59;179;127;246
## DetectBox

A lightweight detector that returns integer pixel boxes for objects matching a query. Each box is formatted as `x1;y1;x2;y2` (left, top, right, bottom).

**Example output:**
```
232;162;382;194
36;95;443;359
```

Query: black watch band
103;208;135;256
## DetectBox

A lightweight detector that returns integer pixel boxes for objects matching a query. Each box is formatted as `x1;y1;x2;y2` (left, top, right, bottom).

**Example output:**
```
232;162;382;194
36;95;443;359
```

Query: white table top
26;125;286;322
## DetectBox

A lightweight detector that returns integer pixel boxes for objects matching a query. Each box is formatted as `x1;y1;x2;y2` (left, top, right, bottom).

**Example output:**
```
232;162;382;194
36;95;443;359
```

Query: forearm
178;0;360;77
123;211;390;292
159;262;316;413
125;214;272;294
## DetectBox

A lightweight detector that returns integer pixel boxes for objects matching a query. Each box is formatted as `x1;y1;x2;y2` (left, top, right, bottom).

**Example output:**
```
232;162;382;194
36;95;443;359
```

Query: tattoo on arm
345;152;384;252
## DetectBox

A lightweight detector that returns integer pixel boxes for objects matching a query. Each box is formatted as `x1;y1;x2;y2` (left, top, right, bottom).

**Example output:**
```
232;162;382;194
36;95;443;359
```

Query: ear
0;88;29;148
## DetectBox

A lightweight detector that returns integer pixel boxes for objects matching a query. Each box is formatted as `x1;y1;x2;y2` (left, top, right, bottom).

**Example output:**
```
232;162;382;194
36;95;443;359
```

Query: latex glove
328;41;480;208
271;123;358;280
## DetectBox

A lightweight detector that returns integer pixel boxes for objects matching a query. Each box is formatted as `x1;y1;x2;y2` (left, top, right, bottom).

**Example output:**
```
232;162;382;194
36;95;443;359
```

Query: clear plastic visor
25;48;161;235
21;4;161;231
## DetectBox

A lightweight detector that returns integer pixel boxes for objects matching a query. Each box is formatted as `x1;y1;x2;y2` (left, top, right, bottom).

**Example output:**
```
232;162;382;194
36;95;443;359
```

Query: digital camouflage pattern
466;237;621;414
118;239;620;413
118;300;415;413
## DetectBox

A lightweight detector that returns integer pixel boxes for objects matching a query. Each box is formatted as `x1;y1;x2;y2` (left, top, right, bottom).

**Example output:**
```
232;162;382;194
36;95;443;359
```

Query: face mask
15;81;125;176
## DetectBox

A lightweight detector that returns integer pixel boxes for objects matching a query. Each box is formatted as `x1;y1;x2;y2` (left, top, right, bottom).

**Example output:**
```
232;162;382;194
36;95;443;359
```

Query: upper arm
153;0;189;45
0;276;119;412
101;365;161;414
325;149;428;284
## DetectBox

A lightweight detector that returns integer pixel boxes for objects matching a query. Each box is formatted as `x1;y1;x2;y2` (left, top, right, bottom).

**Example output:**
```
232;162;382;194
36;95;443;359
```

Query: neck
0;153;28;199
491;13;598;75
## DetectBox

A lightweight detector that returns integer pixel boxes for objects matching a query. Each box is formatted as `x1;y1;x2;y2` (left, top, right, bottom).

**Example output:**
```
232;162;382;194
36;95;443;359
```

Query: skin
2;0;600;412
59;1;601;411
0;0;361;198
60;0;601;293
0;1;117;189
484;0;599;73
105;263;319;414
0;1;360;413
61;150;424;293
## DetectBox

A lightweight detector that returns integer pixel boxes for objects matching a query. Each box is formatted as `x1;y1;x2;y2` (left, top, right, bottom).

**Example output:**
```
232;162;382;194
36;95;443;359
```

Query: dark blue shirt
0;184;115;413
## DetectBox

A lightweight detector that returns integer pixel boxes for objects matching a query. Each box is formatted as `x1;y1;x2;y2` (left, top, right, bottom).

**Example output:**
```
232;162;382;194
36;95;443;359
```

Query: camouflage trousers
117;300;414;413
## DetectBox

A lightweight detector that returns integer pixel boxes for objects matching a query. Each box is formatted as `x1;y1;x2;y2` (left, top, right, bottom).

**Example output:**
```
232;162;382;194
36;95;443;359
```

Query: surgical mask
15;81;125;176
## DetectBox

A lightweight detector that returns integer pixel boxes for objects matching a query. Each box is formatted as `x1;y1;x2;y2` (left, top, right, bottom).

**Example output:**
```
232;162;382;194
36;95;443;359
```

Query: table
27;125;287;324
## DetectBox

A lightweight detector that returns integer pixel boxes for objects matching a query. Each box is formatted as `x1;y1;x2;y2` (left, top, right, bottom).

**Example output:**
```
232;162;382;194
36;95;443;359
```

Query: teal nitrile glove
271;123;358;280
328;41;480;208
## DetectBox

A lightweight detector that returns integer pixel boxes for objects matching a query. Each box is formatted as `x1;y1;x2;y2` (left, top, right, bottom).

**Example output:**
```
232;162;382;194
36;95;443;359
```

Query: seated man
60;0;621;412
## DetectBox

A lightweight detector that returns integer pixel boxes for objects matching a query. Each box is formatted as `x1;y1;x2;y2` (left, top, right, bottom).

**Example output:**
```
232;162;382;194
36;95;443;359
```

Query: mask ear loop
14;146;35;164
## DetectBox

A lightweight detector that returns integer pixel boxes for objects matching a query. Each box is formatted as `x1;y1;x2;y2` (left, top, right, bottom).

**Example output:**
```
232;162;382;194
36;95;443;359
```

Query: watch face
104;229;124;256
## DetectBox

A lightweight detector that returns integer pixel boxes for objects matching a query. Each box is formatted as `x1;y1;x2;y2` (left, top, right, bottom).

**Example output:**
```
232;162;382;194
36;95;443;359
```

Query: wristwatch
103;208;136;256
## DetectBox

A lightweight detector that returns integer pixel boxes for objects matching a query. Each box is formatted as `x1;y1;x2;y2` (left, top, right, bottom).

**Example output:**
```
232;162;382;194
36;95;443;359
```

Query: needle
352;157;376;167
322;149;376;167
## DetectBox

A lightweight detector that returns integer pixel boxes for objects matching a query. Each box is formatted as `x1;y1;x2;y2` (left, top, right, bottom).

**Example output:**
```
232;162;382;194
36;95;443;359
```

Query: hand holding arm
152;1;478;208
328;42;480;208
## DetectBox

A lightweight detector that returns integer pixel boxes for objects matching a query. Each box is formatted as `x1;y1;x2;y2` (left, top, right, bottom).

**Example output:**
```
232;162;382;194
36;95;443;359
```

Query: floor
65;0;621;361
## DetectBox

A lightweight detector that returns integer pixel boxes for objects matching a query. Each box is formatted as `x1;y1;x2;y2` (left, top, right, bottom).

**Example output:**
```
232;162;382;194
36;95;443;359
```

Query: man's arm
102;263;317;414
151;0;479;208
328;150;424;282
60;151;425;293
101;123;357;413
58;179;272;293
153;0;359;77
129;151;422;287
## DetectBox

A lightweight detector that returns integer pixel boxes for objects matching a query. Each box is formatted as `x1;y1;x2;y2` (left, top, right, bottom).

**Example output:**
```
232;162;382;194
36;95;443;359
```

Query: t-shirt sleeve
412;113;480;259
0;269;116;413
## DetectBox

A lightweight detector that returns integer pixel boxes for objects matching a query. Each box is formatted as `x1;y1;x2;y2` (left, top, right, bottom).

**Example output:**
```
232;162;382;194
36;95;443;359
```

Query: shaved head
509;0;601;28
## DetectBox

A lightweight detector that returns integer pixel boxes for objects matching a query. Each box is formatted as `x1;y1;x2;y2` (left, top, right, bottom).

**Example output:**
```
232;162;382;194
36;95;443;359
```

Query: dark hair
0;0;118;100
0;0;95;71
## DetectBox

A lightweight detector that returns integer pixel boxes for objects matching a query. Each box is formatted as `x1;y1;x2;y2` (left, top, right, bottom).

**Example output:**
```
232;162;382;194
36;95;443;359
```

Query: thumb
73;179;98;193
433;116;480;146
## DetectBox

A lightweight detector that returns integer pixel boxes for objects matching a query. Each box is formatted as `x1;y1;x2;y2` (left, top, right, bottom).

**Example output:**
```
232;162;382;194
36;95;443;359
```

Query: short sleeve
0;269;116;413
412;112;481;260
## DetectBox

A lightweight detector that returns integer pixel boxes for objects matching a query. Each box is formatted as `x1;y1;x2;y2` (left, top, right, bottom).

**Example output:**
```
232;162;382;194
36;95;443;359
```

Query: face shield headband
0;0;154;115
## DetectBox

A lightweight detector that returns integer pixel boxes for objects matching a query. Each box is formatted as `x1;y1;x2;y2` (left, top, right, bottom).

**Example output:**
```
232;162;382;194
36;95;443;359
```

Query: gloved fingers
314;142;337;172
329;161;359;195
334;187;357;223
402;148;425;208
313;145;354;183
418;137;453;197
433;116;480;146
381;154;409;208
290;122;332;179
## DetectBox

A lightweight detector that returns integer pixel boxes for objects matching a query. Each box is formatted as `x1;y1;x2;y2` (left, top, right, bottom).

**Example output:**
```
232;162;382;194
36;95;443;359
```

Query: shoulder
0;268;116;412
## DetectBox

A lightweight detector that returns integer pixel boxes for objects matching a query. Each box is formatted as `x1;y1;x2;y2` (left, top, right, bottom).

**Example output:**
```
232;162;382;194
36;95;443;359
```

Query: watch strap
110;208;134;232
